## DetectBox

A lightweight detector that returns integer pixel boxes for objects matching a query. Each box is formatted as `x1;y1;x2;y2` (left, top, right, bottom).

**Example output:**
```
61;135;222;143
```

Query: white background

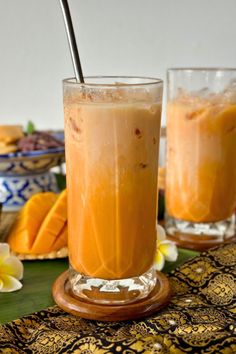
0;0;236;129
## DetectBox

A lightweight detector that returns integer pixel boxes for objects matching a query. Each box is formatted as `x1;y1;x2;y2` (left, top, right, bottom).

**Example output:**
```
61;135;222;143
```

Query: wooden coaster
52;270;171;322
167;233;236;252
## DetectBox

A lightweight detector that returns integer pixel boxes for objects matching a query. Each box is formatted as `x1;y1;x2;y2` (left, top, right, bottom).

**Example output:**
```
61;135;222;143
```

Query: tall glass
63;77;163;304
166;68;236;244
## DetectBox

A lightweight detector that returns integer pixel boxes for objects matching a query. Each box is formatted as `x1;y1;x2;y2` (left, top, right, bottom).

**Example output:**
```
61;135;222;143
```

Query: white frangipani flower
0;243;24;292
154;225;178;271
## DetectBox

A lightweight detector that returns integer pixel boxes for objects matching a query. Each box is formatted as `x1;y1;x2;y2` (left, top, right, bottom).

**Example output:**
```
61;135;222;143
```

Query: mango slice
31;189;67;254
7;192;58;254
52;222;68;251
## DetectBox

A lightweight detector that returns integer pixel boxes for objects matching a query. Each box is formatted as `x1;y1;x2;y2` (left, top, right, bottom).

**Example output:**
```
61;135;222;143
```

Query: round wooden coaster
167;233;236;252
52;270;171;322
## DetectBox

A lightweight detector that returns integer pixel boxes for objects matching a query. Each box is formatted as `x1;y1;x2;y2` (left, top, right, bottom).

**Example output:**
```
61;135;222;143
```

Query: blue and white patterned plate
0;132;65;176
0;133;65;211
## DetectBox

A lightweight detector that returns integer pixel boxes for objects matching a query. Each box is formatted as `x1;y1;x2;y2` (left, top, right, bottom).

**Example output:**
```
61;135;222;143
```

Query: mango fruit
7;190;68;254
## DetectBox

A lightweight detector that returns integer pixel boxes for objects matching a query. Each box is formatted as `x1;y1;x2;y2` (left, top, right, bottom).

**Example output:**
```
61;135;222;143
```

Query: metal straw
59;0;84;83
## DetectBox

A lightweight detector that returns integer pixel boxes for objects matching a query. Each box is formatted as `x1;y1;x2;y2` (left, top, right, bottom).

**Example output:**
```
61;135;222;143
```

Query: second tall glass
166;68;236;245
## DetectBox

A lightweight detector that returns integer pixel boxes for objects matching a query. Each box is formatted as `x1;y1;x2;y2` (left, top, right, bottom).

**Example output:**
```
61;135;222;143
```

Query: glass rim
168;67;236;72
63;76;163;87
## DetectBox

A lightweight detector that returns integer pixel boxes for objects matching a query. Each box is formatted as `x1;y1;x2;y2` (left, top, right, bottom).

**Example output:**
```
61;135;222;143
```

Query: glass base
166;214;235;244
69;266;157;305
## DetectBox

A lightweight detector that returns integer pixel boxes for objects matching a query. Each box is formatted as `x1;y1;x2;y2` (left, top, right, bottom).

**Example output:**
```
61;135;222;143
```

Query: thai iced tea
166;68;236;242
64;78;162;280
166;93;236;222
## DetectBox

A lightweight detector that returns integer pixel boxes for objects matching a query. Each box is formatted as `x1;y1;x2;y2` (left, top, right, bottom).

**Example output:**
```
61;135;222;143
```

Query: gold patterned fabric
1;243;236;353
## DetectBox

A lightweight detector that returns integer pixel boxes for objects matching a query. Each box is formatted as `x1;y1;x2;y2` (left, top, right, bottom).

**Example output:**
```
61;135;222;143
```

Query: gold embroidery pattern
169;277;190;295
0;243;236;353
209;244;236;266
202;274;236;305
174;257;218;287
188;308;227;324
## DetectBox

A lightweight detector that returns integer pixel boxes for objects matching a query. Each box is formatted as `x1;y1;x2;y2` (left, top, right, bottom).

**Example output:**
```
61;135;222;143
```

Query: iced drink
166;68;236;244
63;77;162;302
166;94;236;222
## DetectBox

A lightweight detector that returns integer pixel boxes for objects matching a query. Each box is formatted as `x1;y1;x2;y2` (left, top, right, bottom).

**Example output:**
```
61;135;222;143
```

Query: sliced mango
7;192;58;253
52;222;68;251
31;189;67;254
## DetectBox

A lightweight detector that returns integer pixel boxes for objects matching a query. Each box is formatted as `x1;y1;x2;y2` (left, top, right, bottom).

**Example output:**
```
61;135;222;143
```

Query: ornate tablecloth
0;243;236;353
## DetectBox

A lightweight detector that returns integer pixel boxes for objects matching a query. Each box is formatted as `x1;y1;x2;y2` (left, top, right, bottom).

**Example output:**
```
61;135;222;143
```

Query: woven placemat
0;211;17;242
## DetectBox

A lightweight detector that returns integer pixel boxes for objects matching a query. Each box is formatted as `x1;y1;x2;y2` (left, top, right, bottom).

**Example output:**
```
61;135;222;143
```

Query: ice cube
222;78;236;103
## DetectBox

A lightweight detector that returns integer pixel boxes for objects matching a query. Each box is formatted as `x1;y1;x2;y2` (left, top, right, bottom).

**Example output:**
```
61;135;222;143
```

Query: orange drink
166;68;236;244
64;77;163;303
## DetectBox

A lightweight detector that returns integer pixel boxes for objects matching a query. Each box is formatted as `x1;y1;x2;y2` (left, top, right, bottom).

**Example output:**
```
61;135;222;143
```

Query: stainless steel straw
59;0;84;83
